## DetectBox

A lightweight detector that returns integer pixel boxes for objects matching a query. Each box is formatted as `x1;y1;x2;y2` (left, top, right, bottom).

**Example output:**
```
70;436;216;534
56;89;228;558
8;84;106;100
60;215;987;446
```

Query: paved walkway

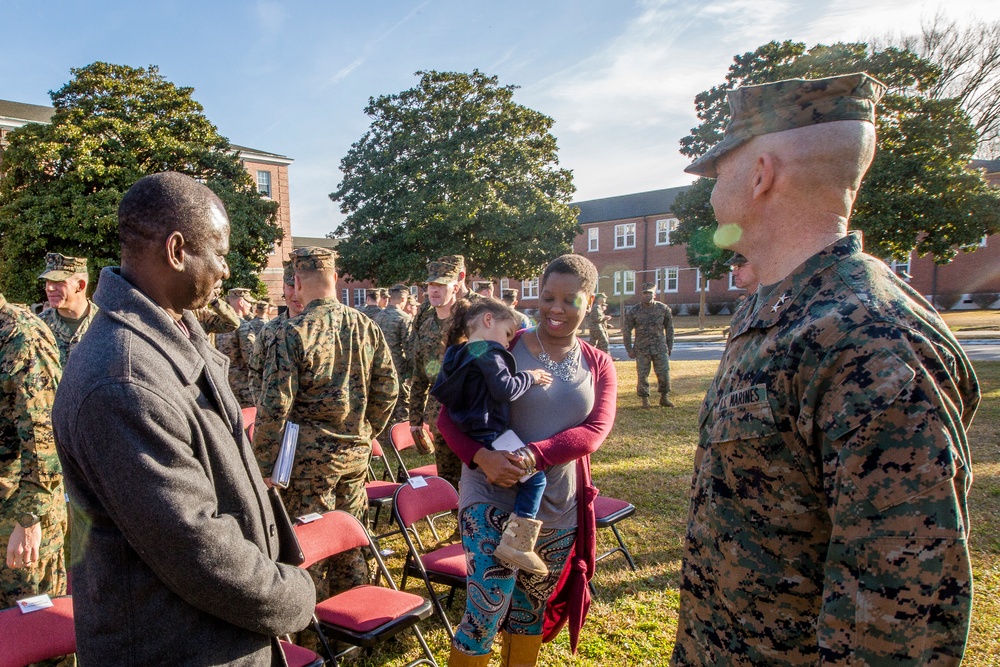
605;339;1000;362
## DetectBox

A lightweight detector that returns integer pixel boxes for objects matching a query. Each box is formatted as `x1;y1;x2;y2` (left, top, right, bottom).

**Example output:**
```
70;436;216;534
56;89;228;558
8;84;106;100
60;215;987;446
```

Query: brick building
0;99;295;305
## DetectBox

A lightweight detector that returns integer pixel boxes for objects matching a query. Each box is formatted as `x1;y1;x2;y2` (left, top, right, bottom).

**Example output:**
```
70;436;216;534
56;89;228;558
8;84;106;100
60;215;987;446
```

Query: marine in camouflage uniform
249;262;299;405
0;294;67;609
37;253;98;366
587;292;611;353
500;288;532;330
408;256;482;490
623;283;674;407
672;74;980;665
373;284;413;424
358;290;383;320
252;247;397;597
217;288;256;407
232;301;270;407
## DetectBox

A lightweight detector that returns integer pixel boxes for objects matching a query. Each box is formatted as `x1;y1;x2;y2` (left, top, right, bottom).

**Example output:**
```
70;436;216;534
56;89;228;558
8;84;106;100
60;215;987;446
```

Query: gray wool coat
53;268;315;666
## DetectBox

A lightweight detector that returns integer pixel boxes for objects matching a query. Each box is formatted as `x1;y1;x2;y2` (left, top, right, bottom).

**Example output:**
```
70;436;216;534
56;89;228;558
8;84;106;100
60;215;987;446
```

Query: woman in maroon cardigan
438;254;617;666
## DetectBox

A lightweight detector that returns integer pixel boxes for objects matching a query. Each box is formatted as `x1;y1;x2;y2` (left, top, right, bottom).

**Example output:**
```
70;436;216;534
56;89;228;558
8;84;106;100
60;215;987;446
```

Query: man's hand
627;350;636;359
6;522;42;569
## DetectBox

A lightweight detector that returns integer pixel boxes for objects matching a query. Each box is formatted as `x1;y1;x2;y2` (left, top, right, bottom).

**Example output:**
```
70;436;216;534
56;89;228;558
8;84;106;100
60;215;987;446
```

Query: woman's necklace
535;327;580;382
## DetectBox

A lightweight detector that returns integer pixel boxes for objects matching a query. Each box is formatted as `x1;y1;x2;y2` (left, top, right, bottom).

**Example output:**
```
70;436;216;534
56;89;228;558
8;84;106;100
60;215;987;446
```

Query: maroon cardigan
437;330;618;652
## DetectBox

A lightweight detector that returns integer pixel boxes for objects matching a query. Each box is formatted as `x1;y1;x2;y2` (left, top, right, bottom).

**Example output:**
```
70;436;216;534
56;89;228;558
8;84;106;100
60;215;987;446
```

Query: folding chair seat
387;422;438;481
593;494;638;571
242;406;258;440
393;476;467;639
0;595;76;667
294;510;438;667
280;640;325;667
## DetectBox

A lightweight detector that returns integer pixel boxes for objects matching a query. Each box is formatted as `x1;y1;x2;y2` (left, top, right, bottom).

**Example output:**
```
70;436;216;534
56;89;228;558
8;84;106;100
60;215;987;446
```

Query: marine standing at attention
623;282;674;408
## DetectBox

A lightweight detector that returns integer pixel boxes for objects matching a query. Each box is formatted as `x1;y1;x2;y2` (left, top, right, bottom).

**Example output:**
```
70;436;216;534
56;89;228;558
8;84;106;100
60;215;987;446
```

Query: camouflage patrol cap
685;72;888;178
282;260;295;286
729;253;748;266
475;281;493;291
38;253;88;281
425;255;465;285
389;283;409;295
290;246;337;272
228;287;252;300
594;292;608;300
641;282;656;294
501;288;517;300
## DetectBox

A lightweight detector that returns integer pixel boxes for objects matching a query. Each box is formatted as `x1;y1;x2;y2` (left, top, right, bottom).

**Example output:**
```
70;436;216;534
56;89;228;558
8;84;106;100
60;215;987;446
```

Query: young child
431;299;552;574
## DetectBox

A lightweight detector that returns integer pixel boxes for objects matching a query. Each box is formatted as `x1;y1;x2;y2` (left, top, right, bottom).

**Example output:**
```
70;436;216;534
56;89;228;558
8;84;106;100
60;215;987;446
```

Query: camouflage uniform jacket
623;301;674;355
672;233;979;666
0;295;64;529
587;303;610;337
39;300;98;365
408;310;450;431
248;310;287;404
193;297;241;335
252;298;398;479
218;319;255;406
373;305;412;378
359;304;382;320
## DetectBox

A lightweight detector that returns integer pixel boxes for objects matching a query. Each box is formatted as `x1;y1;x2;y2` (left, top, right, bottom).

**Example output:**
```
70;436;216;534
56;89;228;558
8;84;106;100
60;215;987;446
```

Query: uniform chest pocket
706;395;821;524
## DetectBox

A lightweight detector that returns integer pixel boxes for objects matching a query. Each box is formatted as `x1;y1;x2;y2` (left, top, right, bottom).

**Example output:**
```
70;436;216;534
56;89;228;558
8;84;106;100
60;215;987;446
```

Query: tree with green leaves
674;40;1000;271
330;69;578;285
0;62;281;303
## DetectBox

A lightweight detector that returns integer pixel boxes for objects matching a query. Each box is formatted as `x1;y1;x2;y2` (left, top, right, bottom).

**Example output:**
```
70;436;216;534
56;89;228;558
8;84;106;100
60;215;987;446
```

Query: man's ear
752;153;776;200
585;293;595;313
165;231;185;272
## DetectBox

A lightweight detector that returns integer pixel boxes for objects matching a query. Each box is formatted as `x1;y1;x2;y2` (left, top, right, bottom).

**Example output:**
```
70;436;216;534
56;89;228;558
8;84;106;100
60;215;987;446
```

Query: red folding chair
279;640;325;667
242;406;258;440
387;422;438;481
294;511;438;667
366;438;403;539
392;476;467;639
0;596;76;667
590;494;638;596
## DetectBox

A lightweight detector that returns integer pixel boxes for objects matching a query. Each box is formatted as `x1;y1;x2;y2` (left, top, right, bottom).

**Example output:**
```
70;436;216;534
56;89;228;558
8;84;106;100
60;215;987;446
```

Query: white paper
17;594;53;614
408;476;428;488
490;430;532;483
296;512;324;524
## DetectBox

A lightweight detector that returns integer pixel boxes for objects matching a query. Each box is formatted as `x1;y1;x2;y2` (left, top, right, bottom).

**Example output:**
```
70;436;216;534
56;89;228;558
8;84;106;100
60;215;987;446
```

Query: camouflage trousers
636;350;670;397
591;330;610;353
285;464;371;600
0;512;68;609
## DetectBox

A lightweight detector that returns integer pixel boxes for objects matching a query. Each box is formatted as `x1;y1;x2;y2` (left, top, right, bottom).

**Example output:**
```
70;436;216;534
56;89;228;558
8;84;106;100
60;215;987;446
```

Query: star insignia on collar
771;293;790;313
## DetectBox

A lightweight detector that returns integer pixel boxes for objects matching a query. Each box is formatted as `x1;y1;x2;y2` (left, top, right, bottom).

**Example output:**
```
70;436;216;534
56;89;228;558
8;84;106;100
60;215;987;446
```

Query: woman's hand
472;448;526;488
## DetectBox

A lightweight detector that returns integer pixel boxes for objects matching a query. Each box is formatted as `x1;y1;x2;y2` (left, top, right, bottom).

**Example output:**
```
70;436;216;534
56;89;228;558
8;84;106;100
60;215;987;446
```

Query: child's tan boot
494;516;548;575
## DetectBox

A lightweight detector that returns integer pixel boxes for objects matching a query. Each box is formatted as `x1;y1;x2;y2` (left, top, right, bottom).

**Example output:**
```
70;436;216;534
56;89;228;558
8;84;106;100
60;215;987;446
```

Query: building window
657;267;679;293
522;277;539;300
613;270;636;295
885;254;912;281
588;228;599;252
353;288;365;307
341;288;349;304
729;271;739;290
614;223;636;249
256;170;272;197
656;218;679;245
695;269;710;293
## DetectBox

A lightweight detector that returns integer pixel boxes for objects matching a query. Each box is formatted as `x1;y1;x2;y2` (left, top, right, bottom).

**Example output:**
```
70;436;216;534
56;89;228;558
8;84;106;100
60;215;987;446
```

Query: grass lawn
344;359;1000;666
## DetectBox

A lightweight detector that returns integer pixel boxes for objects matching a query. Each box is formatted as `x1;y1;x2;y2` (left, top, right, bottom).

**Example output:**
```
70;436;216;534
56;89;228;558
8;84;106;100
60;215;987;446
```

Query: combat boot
500;631;544;666
494;517;548;575
641;396;651;408
659;393;675;407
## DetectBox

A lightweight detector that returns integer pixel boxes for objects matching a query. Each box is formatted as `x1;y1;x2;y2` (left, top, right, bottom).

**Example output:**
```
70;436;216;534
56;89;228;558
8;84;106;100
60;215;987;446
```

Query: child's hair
446;298;520;347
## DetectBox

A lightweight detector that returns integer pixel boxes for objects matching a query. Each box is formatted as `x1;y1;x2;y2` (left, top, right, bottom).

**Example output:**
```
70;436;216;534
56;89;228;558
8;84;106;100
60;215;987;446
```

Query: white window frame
657;267;679;293
588;227;599;252
886;253;912;281
256;170;272;198
500;278;510;291
341;288;349;303
613;270;636;295
522;277;539;300
353;288;365;307
614;223;636;249
729;271;740;290
695;269;710;293
656;218;679;245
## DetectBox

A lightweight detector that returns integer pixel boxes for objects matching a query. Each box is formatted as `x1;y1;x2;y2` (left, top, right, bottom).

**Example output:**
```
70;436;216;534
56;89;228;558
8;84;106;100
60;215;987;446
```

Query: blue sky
4;0;999;237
